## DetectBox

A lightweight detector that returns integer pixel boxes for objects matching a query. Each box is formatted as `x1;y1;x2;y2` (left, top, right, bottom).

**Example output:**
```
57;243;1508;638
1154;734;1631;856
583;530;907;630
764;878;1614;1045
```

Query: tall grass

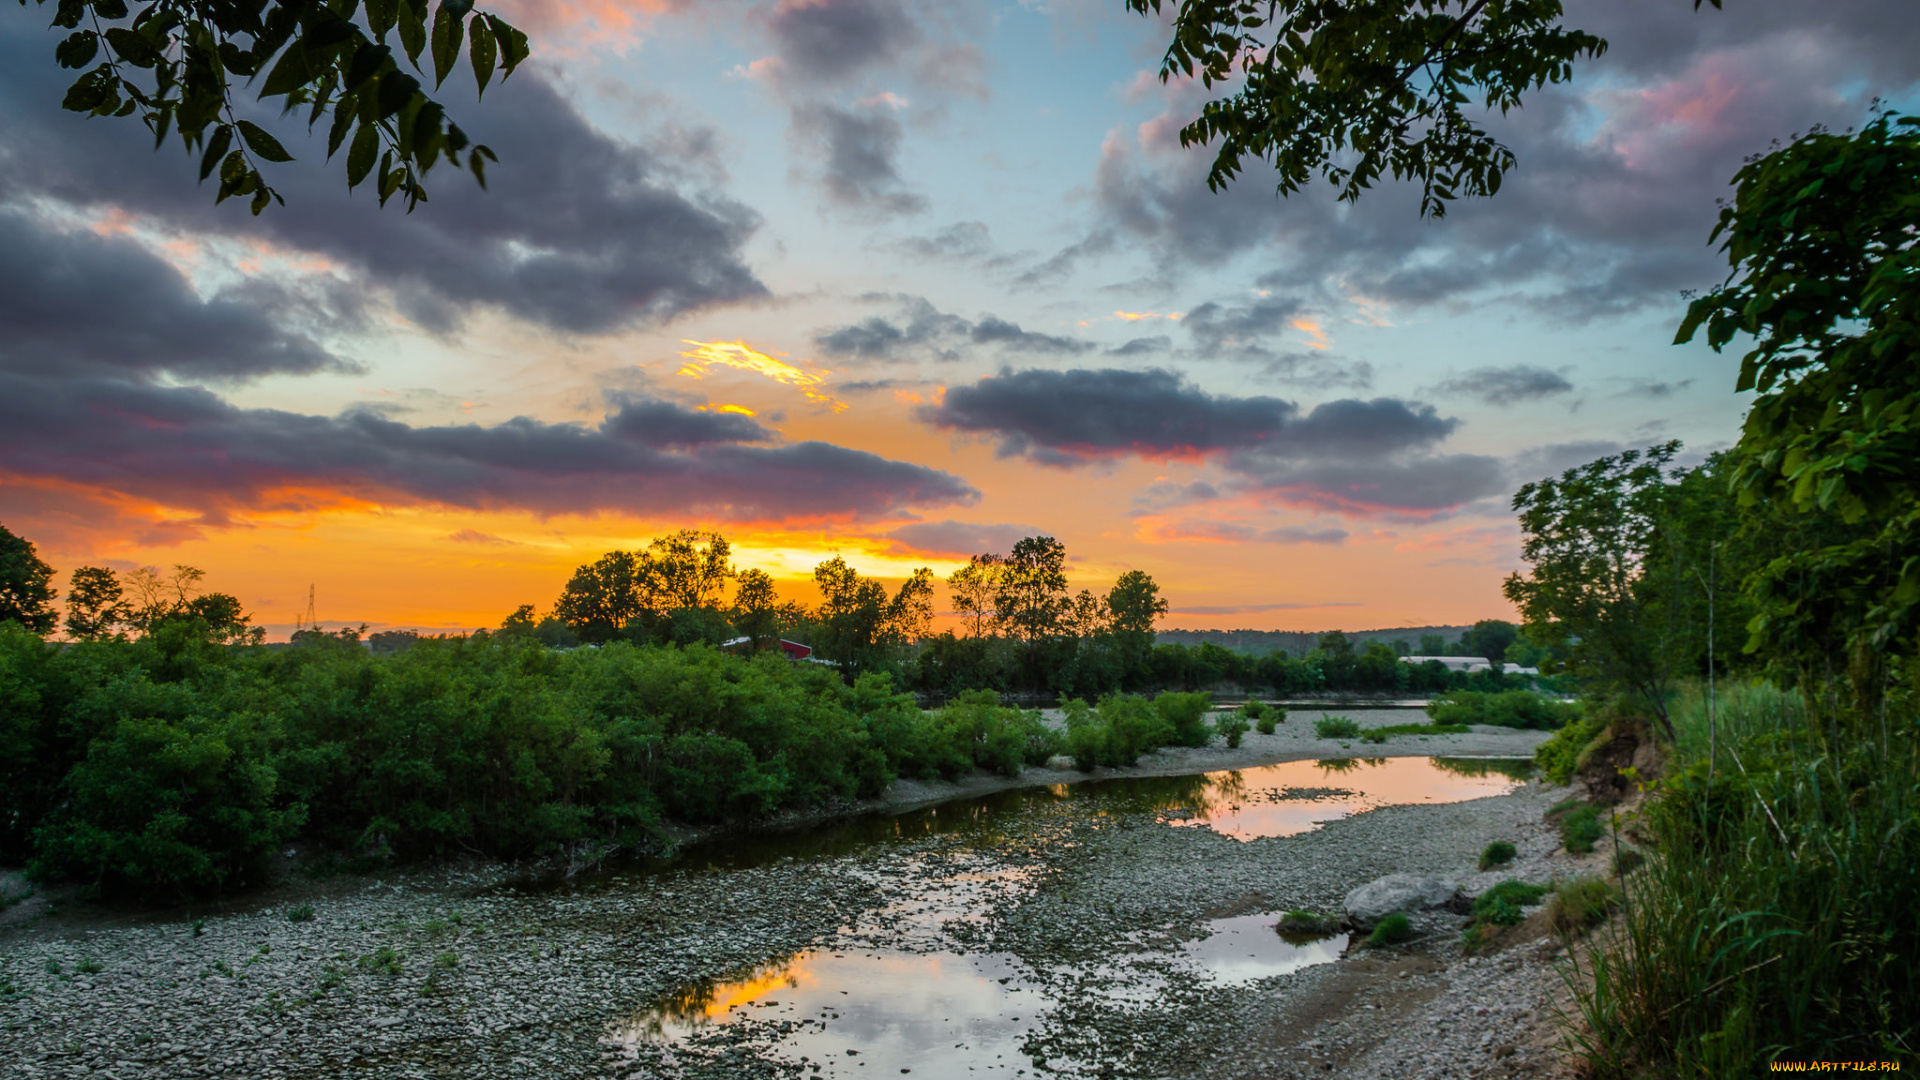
1567;682;1920;1074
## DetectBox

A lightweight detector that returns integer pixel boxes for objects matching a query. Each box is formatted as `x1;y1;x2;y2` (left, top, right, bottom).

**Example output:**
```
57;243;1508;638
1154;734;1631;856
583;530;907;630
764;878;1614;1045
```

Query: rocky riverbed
0;717;1599;1080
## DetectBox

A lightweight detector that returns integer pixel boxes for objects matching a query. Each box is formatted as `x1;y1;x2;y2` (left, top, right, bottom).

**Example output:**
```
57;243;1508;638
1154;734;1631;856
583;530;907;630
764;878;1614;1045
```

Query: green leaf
366;0;398;39
326;96;358;158
261;45;314;98
396;0;427;65
468;16;496;98
346;120;379;187
199;124;232;181
92;0;128;18
55;31;98;69
484;14;527;75
237;120;294;163
346;42;391;90
430;2;464;89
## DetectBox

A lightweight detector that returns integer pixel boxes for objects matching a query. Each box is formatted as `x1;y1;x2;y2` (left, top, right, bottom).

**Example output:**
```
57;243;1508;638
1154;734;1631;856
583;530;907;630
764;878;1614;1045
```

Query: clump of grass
433;950;459;970
286;904;315;923
0;975;20;1000
190;918;205;937
1550;802;1603;854
1213;710;1251;749
1276;910;1338;935
1548;877;1619;934
1472;880;1551;927
75;957;102;975
317;965;345;994
1314;715;1362;739
1366;913;1413;946
43;959;60;975
358;947;402;976
1480;840;1518;871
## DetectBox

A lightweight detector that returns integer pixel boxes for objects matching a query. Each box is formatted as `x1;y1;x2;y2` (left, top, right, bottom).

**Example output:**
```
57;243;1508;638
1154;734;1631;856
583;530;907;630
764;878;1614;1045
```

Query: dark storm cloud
813;296;1090;362
764;0;918;83
1430;365;1575;406
0;375;978;522
0;28;766;336
882;520;1046;558
968;316;1092;355
791;102;927;216
1182;296;1307;353
1225;453;1510;516
1083;0;1920;320
1152;520;1350;545
0;209;348;382
920;366;1491;514
918;368;1299;464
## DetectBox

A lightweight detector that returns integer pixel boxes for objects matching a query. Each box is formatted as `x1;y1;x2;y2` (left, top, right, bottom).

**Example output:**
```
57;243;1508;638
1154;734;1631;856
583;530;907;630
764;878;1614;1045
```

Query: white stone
1342;873;1461;928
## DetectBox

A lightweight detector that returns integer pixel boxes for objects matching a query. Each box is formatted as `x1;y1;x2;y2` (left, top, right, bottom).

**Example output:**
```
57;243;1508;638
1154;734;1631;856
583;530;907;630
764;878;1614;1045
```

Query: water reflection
1162;756;1531;840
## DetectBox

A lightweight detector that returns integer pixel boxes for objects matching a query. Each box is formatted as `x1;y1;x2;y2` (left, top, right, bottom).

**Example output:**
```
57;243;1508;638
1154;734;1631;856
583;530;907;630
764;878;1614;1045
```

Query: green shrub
1153;692;1214;748
1479;840;1517;871
1554;803;1603;854
1213;710;1250;749
432;951;459;970
1240;701;1269;720
1366;913;1413;946
1428;689;1581;730
76;957;102;974
1471;880;1550;927
1314;715;1362;739
1548;876;1618;933
1534;711;1608;784
1254;711;1280;735
286;904;315;923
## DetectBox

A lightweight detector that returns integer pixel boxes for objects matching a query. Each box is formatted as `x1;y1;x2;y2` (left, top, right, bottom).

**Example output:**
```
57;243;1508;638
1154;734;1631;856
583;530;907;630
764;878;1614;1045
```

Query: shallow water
607;757;1526;1074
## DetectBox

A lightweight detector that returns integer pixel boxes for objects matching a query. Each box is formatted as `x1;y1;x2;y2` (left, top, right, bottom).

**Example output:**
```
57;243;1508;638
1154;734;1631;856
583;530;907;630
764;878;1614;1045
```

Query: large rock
1343;873;1462;928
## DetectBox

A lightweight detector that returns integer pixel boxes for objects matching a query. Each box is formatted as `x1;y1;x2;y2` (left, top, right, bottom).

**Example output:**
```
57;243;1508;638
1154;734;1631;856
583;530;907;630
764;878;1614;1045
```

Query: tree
1063;589;1111;640
0;526;58;634
1503;442;1684;737
1675;110;1920;729
1463;619;1518;665
1123;0;1616;216
641;530;735;612
123;563;205;630
946;554;1004;638
1106;569;1168;637
65;566;133;640
553;550;645;643
730;569;785;649
29;0;529;213
994;536;1069;646
183;592;266;645
811;557;929;676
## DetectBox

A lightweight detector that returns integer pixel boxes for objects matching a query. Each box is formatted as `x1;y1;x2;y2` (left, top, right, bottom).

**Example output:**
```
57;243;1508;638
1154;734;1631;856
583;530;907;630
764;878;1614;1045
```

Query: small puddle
1179;914;1348;981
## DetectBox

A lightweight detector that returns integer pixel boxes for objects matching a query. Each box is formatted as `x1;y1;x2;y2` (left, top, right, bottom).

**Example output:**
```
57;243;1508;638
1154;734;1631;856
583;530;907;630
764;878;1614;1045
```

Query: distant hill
1154;626;1475;657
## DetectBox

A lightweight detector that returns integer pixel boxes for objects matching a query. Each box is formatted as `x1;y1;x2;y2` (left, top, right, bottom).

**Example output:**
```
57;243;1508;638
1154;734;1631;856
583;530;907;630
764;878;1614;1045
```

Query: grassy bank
1564;682;1919;1073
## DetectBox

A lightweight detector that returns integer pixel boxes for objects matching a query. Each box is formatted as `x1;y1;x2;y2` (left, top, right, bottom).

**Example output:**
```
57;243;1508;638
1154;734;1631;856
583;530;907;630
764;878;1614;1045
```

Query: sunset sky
2;0;1916;639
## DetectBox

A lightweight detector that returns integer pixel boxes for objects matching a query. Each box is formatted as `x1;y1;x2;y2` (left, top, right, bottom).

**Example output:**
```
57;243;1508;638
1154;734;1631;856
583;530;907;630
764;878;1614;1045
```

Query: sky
2;0;1916;639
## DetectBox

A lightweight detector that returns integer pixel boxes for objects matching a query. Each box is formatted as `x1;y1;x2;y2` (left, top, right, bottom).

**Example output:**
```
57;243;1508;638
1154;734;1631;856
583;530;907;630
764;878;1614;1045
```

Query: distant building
1400;656;1541;676
720;636;814;661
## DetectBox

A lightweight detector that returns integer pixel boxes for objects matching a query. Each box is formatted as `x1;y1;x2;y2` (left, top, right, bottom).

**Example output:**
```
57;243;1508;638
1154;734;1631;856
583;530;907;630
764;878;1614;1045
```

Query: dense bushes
0;625;1094;898
1058;692;1213;771
1427;689;1579;729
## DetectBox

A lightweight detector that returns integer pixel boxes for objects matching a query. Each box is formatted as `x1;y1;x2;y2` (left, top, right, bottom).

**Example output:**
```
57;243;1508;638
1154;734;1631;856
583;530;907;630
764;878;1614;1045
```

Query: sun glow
678;340;845;411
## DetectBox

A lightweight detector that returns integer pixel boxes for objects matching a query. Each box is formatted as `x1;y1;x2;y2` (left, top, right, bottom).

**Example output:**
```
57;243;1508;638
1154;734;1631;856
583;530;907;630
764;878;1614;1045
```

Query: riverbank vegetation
1506;112;1920;1073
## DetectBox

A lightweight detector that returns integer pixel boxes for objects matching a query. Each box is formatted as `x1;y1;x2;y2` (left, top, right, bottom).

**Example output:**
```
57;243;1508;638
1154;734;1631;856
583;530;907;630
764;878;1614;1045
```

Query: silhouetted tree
0;525;59;635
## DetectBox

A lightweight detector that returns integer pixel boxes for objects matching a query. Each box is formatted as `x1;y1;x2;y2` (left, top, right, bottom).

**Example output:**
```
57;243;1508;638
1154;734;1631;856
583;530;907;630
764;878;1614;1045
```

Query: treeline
492;530;1538;698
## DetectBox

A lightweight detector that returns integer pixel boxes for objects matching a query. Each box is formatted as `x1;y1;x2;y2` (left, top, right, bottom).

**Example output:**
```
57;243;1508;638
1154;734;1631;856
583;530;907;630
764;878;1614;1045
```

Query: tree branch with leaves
33;0;530;212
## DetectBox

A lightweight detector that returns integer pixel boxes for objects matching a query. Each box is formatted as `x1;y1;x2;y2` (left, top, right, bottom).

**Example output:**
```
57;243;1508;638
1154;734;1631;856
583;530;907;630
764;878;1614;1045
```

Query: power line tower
296;584;316;632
